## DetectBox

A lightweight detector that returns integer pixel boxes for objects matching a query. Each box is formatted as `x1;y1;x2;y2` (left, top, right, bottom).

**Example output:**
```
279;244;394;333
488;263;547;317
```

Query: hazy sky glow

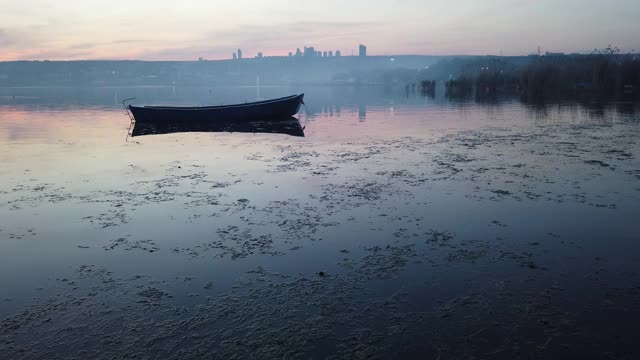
1;0;639;60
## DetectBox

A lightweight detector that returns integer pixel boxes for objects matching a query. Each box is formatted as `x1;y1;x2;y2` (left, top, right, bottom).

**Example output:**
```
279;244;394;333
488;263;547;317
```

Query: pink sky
1;0;639;60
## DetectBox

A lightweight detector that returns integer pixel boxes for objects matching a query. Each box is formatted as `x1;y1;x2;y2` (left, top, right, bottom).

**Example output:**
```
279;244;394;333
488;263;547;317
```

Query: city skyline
1;0;639;61
227;45;344;61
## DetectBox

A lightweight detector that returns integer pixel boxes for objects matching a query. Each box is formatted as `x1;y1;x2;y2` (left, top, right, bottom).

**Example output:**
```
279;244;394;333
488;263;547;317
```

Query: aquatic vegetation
411;50;640;104
1;97;639;358
445;76;473;99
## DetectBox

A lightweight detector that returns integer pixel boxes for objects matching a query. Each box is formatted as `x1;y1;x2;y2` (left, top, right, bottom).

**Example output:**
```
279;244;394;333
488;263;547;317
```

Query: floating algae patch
4;244;634;359
320;178;406;205
341;244;417;280
2;183;74;210
104;237;160;253
0;254;430;360
171;226;280;260
137;287;171;302
258;199;329;242
425;230;455;245
584;159;612;168
445;248;488;263
271;150;321;173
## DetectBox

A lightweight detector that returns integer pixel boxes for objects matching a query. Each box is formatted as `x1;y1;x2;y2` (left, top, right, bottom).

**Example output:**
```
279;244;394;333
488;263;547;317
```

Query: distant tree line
407;48;640;103
520;48;639;102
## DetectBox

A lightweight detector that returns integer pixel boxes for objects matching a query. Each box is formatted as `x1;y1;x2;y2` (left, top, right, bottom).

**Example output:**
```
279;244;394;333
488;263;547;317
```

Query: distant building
545;52;565;57
359;44;367;57
304;47;316;57
237;49;243;59
288;52;293;57
323;51;328;57
257;52;263;59
328;51;333;57
296;48;302;56
198;57;204;62
233;53;237;60
335;50;341;57
317;51;322;57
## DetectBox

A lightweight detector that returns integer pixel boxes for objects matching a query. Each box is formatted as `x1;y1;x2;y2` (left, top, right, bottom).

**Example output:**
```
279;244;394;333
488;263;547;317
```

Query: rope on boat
301;100;311;117
301;100;312;130
122;98;137;142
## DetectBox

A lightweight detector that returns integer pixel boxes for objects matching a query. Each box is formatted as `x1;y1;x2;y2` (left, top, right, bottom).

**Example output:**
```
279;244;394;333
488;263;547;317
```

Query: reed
445;76;473;98
519;52;639;102
420;80;436;97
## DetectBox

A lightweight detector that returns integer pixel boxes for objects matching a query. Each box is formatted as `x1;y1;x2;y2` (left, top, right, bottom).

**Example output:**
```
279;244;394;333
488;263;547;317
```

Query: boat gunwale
129;94;303;111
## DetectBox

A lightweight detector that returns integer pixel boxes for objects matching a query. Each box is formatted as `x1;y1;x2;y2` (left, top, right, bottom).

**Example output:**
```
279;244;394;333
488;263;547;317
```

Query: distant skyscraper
288;52;293;57
323;51;328;57
237;49;243;59
296;48;302;57
328;51;333;57
304;47;316;57
359;44;367;57
233;53;237;60
335;50;341;57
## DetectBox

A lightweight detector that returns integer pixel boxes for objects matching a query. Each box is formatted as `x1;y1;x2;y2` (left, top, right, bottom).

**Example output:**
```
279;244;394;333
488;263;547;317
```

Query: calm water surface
1;86;639;359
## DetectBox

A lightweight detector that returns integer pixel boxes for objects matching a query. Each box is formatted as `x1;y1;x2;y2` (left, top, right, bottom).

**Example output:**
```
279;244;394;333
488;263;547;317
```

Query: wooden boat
131;116;305;137
128;94;304;123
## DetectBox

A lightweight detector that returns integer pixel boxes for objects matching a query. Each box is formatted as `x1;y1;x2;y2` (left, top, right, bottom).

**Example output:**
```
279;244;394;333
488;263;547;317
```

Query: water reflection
1;85;638;122
358;104;366;121
132;116;304;137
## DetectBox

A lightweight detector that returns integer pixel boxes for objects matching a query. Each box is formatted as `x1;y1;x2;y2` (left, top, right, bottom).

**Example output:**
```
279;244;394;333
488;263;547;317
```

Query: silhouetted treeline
412;51;640;103
520;54;640;102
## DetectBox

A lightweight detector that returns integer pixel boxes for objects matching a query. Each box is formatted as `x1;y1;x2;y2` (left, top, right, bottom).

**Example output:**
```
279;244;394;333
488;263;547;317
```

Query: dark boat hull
128;94;304;123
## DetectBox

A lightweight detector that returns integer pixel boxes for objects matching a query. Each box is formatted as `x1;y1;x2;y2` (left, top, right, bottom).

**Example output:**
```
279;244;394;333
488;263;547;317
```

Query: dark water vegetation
520;54;640;103
410;48;640;104
445;76;474;99
419;80;436;97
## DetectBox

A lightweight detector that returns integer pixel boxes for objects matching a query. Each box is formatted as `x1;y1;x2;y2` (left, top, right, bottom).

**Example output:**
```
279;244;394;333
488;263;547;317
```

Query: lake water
1;86;639;359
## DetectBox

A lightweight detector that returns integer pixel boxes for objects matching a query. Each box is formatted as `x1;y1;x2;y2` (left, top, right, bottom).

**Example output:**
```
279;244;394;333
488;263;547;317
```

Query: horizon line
4;52;629;63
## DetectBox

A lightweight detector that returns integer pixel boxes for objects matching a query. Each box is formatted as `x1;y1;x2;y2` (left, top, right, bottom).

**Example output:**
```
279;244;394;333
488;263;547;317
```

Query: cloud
138;44;231;61
111;39;155;44
68;42;96;50
26;48;94;60
0;29;9;46
212;21;383;46
0;28;25;47
0;26;50;55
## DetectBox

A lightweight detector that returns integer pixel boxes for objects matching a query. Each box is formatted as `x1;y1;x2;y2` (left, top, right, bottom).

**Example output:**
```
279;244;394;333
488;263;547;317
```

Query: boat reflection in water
131;116;305;137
